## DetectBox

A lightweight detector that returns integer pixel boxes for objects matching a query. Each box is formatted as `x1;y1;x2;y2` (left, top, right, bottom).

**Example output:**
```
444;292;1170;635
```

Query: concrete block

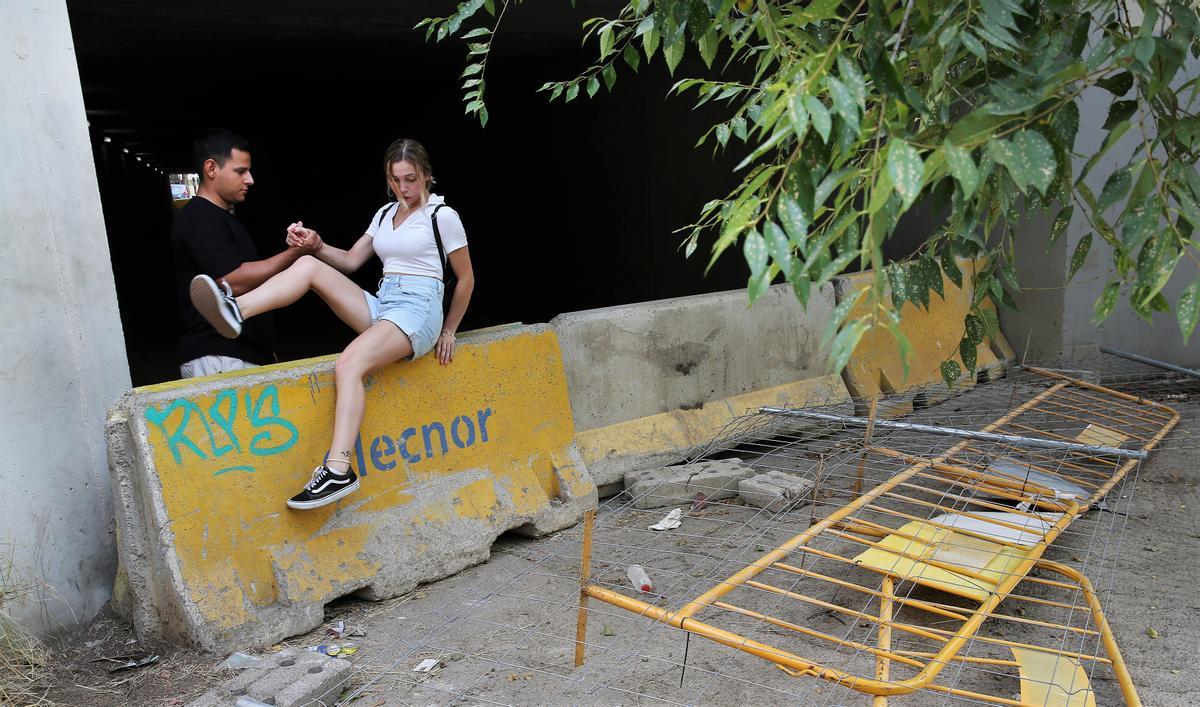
187;649;351;707
738;471;815;514
623;459;755;509
579;374;850;487
552;282;836;432
108;324;596;653
833;259;1017;415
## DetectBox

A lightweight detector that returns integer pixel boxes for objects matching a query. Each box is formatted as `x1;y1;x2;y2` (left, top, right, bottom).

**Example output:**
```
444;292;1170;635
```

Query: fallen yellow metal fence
574;367;1178;704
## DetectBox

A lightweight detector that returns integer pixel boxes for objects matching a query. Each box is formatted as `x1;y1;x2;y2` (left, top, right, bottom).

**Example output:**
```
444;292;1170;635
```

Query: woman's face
388;160;426;208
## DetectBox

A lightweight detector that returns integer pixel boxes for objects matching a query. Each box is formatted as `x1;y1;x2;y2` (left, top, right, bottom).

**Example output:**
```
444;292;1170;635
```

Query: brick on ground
623;458;754;509
187;648;352;707
738;470;815;514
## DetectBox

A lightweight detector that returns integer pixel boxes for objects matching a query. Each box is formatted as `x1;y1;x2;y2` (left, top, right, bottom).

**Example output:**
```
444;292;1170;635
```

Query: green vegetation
423;1;1200;386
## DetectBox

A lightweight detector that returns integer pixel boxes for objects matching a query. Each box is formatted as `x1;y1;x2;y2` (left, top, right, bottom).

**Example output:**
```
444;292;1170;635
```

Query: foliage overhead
420;0;1200;387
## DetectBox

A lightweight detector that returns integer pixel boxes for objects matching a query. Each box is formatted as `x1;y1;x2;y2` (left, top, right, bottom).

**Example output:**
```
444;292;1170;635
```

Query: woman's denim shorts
364;275;444;359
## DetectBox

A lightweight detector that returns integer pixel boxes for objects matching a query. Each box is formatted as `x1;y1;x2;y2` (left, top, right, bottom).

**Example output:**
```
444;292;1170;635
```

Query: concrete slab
738;470;816;514
579;374;851;487
187;649;351;707
106;324;596;653
833;259;1016;414
622;459;755;510
551;282;836;432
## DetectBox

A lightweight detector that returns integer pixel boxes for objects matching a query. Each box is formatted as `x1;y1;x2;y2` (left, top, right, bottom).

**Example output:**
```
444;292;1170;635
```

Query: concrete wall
551;282;836;432
0;0;130;633
1007;55;1200;368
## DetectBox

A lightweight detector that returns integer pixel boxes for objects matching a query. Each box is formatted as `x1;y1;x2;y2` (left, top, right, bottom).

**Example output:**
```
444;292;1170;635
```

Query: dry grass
0;549;52;706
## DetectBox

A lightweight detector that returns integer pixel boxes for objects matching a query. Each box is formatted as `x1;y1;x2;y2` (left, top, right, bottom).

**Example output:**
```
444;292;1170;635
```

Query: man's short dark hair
192;129;251;179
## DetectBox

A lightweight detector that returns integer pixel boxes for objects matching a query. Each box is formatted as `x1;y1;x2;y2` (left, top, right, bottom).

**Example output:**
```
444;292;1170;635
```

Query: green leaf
461;27;491;39
1178;280;1200;343
763;221;794;273
565;82;580;102
586;76;600;98
887;139;925;211
805;96;832;143
599;25;614;59
825;75;860;136
1097;71;1133;97
887;262;909;308
787;93;809;142
623;43;641;71
943;142;980;198
1068;233;1092;281
940;360;962;389
1097;167;1133;213
1121;197;1162;252
836;54;867;109
743;228;769;280
987;130;1057;195
1103;100;1137;131
942;248;963;288
778;193;810;251
1093;281;1121;324
961;30;987;60
964;313;984;345
829;318;869;374
663;38;685;74
642;24;660;60
602;64;617;91
959;336;978;372
1050;206;1072;247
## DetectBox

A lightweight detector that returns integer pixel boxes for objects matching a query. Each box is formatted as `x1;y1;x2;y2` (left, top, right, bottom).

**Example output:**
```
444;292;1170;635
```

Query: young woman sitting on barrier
189;138;474;510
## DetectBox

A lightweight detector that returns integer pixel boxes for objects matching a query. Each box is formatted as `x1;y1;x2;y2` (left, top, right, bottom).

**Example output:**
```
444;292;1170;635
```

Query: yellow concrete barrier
106;324;595;652
834;259;1015;412
577;374;850;486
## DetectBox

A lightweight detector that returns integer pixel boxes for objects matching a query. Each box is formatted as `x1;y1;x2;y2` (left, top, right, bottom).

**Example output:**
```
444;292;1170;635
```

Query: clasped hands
285;221;323;253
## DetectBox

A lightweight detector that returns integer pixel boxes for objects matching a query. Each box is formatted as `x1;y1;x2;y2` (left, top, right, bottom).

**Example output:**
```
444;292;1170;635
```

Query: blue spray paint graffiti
143;384;299;474
354;408;494;477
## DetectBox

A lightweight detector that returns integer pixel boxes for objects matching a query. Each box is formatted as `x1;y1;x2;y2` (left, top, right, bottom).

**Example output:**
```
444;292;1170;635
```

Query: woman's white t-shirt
365;194;467;279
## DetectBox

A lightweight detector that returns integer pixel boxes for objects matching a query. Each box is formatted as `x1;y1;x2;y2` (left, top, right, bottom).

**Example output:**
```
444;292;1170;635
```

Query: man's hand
285;221;323;253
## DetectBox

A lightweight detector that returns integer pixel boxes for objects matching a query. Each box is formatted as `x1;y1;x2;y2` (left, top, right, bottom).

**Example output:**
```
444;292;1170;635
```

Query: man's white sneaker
190;274;243;339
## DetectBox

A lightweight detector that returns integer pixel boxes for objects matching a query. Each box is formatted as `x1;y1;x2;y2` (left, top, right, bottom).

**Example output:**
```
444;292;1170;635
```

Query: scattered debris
307;643;357;657
601;625;615;637
413;658;443;672
626;564;653;592
325;619;366;639
1147;627;1160;639
108;654;160;673
648;508;683;531
690;492;708;511
218;652;265;670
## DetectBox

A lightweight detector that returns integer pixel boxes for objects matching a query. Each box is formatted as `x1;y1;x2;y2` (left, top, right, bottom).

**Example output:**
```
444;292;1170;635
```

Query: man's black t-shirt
172;197;277;365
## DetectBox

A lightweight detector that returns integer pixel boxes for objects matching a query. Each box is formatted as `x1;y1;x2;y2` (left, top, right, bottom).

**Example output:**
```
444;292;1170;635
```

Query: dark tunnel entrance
69;0;758;385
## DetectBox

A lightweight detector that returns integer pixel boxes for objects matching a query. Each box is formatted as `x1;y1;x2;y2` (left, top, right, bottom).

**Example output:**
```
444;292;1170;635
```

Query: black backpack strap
376;202;397;228
430;203;450;283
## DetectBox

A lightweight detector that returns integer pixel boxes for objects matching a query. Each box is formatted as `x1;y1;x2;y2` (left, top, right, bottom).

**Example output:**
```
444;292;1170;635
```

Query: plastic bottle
627;564;653;593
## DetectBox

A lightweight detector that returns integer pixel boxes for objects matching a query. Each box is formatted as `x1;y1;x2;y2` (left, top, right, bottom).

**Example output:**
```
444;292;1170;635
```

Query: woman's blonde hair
383;138;434;210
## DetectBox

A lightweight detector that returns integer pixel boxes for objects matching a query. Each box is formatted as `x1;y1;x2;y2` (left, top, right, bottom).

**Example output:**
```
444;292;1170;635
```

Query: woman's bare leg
324;321;414;472
237;255;373;333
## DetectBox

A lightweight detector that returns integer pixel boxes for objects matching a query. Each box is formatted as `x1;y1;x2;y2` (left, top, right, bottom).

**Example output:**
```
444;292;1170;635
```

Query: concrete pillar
0;1;130;634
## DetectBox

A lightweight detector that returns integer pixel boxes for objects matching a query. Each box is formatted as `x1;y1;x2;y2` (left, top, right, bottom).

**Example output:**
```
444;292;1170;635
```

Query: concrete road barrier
834;259;1016;413
106;324;595;653
552;283;838;486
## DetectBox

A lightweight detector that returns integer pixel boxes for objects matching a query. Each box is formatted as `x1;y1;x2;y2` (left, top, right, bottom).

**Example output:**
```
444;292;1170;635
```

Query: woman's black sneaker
287;465;360;510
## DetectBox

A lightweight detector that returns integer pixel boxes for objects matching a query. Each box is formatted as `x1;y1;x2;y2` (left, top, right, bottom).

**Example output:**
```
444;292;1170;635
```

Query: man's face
206;148;253;206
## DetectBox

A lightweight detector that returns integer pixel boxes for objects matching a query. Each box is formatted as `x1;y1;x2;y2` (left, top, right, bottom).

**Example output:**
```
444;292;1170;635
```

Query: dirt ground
28;384;1200;706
